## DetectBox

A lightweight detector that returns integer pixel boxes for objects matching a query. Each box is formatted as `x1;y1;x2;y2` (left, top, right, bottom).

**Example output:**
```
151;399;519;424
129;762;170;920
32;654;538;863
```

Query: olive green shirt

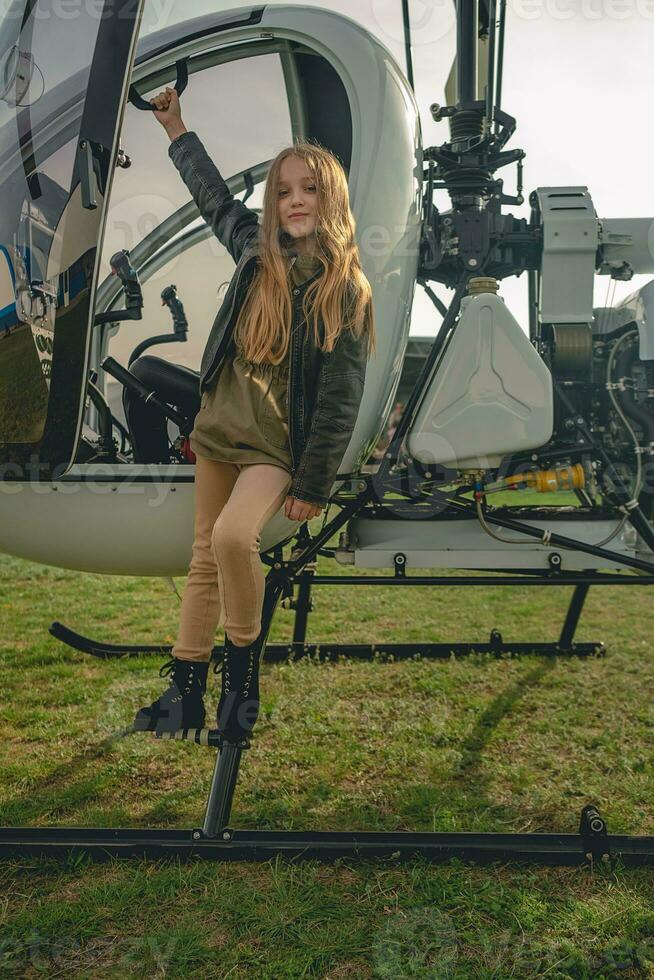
190;252;321;472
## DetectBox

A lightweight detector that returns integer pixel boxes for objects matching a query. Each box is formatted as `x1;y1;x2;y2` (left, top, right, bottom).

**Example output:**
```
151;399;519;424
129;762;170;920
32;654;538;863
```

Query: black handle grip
128;58;188;112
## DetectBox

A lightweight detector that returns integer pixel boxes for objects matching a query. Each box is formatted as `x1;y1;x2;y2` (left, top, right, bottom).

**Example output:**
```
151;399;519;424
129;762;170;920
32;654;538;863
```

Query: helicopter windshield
102;51;295;375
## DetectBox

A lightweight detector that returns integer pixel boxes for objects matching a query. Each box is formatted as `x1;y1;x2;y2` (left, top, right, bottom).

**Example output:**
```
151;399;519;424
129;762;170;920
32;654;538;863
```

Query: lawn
1;515;653;978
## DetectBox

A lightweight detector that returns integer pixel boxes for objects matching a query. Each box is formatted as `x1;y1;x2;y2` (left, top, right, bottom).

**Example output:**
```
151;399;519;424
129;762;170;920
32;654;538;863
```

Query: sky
119;0;654;349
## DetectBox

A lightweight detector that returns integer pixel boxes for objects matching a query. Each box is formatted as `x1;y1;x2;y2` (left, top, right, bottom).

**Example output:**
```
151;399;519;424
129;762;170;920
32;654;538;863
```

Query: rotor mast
418;0;536;286
456;0;478;109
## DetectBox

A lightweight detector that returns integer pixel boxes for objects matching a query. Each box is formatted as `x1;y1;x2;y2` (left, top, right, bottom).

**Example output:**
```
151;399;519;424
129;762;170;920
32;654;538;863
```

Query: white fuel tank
407;290;554;470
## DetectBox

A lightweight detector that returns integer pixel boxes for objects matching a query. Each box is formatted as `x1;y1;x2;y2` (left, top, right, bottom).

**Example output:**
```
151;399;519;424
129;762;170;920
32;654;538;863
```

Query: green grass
1;526;653;979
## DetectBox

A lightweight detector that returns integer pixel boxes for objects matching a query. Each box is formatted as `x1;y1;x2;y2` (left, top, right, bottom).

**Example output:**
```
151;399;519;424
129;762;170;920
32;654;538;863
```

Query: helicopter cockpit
0;3;421;575
97;21;360;469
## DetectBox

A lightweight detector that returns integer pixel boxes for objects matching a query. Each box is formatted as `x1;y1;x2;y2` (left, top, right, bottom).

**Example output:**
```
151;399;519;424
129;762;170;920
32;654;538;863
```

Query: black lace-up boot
133;657;209;734
214;632;263;743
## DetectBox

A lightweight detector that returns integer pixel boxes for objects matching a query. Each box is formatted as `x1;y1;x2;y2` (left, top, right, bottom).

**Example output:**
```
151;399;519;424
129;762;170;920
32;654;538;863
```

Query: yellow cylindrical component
466;276;499;296
502;463;585;493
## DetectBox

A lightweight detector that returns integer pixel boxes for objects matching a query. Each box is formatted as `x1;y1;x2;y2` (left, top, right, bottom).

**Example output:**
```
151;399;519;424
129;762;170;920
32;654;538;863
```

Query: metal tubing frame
50;563;652;662
49;518;654;663
35;390;654;867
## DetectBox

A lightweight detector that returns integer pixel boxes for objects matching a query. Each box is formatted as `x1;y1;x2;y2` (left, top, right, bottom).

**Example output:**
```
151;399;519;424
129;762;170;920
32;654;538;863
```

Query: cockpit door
0;0;146;478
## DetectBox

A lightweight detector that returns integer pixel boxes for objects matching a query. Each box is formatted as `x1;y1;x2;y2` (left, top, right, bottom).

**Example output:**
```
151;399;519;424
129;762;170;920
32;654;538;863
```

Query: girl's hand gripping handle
150;87;187;142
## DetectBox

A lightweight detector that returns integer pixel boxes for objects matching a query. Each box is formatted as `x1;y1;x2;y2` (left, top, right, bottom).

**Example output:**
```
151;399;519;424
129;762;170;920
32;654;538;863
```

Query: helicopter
1;0;654;864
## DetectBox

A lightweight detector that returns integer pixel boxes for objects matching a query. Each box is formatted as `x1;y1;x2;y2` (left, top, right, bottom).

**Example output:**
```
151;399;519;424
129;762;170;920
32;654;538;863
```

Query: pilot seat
122;354;202;463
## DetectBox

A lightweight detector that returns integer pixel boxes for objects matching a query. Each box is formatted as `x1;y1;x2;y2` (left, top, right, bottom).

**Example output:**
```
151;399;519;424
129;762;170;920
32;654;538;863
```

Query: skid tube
51;570;654;661
1;769;653;866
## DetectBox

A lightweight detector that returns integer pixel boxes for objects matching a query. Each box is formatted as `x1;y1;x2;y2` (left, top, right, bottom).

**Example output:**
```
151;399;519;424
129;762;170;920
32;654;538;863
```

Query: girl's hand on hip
285;495;323;522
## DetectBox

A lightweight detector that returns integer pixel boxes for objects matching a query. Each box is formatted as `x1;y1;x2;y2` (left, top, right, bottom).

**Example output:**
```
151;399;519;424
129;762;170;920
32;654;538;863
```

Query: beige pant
172;454;292;660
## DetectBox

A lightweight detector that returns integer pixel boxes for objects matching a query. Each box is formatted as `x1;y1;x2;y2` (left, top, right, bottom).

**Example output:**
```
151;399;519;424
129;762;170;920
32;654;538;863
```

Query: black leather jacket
168;130;369;508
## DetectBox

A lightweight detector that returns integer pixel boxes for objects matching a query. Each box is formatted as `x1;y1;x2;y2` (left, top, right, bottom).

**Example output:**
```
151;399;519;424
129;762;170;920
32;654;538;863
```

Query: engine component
490;462;586;494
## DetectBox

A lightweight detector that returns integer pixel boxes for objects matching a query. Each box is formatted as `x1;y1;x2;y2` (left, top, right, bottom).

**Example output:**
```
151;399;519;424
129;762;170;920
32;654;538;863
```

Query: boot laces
243;650;255;697
216;641;257;697
158;657;200;695
159;657;176;679
224;647;256;696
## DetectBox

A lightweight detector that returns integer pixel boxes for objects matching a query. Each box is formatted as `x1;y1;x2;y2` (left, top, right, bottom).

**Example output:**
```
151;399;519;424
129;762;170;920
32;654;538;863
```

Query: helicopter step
117;724;246;749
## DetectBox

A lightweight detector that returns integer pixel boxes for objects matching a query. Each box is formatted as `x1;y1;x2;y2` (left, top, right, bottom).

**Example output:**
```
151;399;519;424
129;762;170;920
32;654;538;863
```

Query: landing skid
48;621;224;662
50;574;609;661
0;722;651;866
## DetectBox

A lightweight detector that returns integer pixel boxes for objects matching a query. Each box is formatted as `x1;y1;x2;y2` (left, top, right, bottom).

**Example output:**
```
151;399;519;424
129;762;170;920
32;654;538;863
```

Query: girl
133;86;376;743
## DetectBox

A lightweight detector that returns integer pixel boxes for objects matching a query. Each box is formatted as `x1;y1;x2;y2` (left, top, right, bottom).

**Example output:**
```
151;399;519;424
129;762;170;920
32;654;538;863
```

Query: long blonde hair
232;139;376;365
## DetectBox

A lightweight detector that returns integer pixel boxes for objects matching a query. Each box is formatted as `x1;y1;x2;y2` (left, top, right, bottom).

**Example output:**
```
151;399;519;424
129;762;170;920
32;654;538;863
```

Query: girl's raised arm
150;87;260;265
